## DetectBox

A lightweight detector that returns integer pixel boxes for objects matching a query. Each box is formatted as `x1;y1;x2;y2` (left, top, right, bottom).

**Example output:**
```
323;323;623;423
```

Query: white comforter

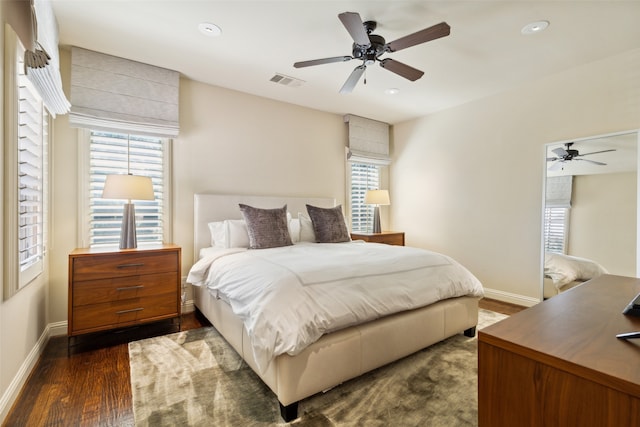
187;241;484;372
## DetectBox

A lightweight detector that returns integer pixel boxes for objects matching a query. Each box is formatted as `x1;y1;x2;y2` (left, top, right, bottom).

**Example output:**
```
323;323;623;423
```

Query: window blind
70;47;180;137
544;207;568;254
350;162;380;232
89;131;165;247
345;114;391;165
18;52;47;276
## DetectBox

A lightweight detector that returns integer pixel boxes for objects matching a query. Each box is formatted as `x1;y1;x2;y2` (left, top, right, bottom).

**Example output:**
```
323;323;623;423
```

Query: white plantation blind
350;163;380;232
89;131;165;247
18;47;48;284
345;114;391;165
544;207;569;254
70;47;179;137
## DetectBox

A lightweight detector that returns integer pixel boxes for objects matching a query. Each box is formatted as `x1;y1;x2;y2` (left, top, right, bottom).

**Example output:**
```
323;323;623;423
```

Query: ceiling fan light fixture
198;22;222;37
521;20;549;35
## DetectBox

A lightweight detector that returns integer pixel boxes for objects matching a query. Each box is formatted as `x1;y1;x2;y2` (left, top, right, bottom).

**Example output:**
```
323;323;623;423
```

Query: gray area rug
129;309;507;426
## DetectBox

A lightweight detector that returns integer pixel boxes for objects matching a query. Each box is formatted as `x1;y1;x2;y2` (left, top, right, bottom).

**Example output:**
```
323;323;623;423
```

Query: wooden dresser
478;275;640;426
350;231;405;246
68;244;181;337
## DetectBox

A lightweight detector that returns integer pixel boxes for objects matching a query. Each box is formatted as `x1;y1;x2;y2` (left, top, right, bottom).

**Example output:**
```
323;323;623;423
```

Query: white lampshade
102;174;155;201
364;189;390;206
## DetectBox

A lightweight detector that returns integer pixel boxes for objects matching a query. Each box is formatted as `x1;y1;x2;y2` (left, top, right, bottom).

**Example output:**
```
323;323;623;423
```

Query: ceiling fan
547;142;616;171
293;12;450;94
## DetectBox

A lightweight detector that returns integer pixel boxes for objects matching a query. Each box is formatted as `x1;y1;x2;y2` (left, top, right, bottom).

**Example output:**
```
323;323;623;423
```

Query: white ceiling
51;0;640;125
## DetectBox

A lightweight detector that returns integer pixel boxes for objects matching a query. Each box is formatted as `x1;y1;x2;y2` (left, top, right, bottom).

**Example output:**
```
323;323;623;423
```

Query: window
543;207;569;254
4;29;50;297
349;162;380;232
86;131;169;248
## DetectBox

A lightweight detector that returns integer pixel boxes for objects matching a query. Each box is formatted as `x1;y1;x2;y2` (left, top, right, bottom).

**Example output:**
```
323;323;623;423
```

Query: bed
187;194;484;421
543;252;608;298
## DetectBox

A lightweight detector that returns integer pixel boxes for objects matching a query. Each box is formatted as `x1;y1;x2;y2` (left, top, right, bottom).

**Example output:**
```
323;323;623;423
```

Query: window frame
77;129;173;249
3;25;51;299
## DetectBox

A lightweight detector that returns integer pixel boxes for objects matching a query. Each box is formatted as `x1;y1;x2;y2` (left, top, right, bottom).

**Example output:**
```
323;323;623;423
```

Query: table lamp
102;174;155;249
364;189;390;233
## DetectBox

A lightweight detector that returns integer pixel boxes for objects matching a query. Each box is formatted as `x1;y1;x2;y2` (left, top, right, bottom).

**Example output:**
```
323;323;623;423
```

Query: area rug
129;309;507;426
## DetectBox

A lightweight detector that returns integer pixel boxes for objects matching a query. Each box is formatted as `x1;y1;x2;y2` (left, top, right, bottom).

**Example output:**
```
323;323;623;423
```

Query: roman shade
546;176;573;208
70;47;180;137
6;0;71;116
344;114;391;165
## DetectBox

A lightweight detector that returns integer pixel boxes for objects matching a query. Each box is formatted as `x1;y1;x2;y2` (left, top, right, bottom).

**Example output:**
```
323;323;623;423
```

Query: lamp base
120;203;137;249
372;206;381;234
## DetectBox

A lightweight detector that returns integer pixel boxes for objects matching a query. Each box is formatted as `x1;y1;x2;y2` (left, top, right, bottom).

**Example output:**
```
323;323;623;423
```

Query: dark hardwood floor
2;299;525;426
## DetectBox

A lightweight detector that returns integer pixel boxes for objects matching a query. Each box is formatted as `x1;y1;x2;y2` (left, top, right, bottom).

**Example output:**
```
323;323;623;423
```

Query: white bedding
187;241;484;372
544;252;608;289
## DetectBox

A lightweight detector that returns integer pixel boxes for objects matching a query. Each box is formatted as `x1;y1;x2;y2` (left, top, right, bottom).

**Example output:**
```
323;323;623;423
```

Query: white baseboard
482;287;541;307
0;322;54;423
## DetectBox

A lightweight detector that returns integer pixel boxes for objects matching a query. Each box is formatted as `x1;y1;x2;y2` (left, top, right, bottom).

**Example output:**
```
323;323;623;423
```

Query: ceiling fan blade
575;158;607;166
576;149;616;157
339;65;366;94
385;22;450;53
294;56;352;68
338;12;371;46
552;147;568;157
546;157;560;162
379;58;424;81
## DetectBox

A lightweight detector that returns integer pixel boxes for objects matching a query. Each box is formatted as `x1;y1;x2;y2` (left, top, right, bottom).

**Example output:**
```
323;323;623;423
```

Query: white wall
391;48;640;305
569;172;636;276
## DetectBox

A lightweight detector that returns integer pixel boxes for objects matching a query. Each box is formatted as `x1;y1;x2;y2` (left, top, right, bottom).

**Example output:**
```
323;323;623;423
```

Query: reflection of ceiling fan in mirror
293;12;450;94
547;142;616;171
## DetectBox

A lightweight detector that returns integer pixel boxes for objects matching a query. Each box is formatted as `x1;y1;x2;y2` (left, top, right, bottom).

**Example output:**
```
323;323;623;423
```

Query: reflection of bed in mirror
542;130;639;299
543;252;608;298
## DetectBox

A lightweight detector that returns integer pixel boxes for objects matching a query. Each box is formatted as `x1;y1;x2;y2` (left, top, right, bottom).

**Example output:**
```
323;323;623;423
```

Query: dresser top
70;243;180;256
480;274;640;394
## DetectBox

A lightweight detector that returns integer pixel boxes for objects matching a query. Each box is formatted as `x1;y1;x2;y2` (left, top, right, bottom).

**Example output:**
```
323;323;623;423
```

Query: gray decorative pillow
239;204;293;249
305;204;351;243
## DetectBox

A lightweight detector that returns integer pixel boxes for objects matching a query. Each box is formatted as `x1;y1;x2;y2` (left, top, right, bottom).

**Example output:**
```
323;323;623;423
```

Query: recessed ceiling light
385;88;400;95
198;22;222;37
521;20;549;35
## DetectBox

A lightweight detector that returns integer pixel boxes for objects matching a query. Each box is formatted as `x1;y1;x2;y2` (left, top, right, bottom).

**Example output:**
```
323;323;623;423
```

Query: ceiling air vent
270;73;305;87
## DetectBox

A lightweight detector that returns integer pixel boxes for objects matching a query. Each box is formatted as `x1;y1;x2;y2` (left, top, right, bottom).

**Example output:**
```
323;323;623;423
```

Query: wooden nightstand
68;244;181;337
350;231;405;246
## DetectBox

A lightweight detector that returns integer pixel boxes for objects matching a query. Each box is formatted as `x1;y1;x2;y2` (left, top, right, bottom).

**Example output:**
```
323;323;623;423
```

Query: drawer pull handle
115;308;144;315
116;263;144;268
116;285;145;291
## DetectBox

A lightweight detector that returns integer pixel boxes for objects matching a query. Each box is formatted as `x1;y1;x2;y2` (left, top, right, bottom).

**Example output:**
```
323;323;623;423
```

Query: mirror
542;130;639;299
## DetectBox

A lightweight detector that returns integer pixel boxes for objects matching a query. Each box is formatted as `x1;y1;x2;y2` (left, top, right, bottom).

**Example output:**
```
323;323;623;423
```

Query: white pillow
208;221;226;248
289;218;301;243
226;219;250;248
207;219;250;248
298;213;316;242
544;252;608;288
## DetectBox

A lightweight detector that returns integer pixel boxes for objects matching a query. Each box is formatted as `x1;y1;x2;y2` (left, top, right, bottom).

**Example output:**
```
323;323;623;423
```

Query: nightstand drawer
72;251;178;282
71;293;179;334
73;272;178;307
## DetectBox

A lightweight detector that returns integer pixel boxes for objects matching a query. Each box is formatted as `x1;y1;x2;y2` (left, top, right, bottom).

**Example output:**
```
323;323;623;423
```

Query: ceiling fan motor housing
352;33;386;62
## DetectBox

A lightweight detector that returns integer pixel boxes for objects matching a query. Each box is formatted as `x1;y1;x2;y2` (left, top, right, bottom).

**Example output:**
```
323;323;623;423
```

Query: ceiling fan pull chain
364;67;367;85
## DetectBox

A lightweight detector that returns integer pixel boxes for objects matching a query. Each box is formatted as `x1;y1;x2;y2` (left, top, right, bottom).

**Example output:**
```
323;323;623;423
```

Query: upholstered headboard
193;194;336;262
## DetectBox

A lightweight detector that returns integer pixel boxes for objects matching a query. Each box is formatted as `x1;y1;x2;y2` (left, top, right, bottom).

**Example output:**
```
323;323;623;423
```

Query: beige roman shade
70;47;180;137
6;0;71;116
546;175;573;208
344;114;391;165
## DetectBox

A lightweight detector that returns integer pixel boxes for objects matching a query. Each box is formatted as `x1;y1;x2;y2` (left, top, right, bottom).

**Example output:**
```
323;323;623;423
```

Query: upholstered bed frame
191;194;480;421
